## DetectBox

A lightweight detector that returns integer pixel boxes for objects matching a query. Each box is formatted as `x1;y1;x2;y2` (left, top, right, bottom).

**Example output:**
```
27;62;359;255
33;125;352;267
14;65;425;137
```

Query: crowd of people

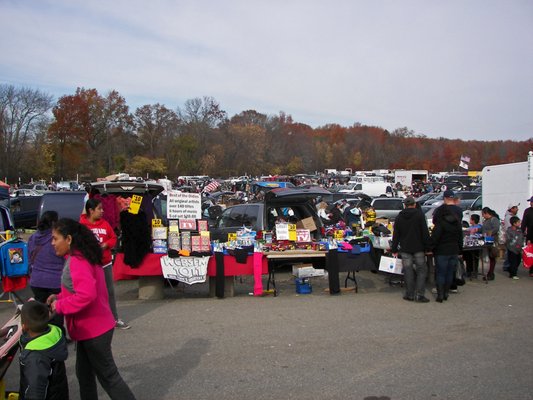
22;206;136;398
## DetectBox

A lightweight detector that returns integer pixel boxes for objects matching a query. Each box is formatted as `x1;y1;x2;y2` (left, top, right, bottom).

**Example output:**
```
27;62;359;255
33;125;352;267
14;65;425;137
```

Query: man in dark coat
391;196;432;302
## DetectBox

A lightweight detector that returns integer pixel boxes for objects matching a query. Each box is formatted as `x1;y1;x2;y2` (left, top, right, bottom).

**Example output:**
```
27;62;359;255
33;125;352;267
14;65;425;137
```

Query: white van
339;182;393;197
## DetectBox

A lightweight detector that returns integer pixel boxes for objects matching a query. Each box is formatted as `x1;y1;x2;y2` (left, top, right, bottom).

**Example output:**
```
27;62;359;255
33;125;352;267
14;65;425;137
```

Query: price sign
288;223;297;241
129;195;143;214
152;219;162;227
334;230;344;240
227;233;237;242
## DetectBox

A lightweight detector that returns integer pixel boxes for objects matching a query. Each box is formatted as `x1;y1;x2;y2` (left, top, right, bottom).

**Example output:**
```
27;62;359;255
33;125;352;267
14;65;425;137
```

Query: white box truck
481;151;533;219
394;170;428;187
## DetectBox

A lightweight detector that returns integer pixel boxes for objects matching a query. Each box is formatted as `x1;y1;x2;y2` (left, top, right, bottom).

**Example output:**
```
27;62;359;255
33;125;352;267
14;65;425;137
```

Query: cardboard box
296;217;317;232
292;263;325;278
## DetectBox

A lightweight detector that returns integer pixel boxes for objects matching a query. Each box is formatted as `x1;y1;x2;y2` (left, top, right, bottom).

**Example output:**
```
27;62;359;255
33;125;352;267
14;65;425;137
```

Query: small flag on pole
202;180;220;193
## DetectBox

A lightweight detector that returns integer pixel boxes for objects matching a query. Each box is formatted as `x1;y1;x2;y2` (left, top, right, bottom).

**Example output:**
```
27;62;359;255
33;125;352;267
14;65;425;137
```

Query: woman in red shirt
80;198;130;330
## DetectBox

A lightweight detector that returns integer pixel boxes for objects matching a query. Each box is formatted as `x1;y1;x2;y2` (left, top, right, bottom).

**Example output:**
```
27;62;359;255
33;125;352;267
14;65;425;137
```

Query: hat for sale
507;203;519;209
402;196;416;206
443;189;455;198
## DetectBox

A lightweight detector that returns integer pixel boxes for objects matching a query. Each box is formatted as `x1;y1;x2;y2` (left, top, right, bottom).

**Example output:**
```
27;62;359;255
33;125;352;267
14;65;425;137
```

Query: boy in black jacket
19;301;69;400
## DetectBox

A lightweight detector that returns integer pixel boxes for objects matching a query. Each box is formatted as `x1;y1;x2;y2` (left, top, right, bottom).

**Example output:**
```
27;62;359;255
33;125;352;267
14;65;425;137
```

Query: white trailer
481;151;533;219
394;169;428;187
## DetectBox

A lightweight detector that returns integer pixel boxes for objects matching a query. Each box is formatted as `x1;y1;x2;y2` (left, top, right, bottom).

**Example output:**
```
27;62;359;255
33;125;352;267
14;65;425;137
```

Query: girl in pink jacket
48;218;136;400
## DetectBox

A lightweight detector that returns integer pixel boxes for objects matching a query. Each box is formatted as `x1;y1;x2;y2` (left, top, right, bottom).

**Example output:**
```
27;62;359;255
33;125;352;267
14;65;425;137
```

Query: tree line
0;84;530;183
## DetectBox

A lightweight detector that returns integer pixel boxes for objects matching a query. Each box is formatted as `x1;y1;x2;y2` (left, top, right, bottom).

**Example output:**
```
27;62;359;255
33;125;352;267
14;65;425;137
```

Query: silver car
370;197;404;221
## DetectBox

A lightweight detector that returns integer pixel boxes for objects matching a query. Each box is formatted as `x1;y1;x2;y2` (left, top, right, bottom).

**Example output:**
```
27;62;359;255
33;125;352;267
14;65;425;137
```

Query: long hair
37;210;58;231
85;198;101;215
53;218;103;265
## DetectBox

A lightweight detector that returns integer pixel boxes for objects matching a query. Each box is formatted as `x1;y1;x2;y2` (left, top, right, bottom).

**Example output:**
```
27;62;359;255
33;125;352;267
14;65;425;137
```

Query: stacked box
167;232;181;250
191;235;211;252
181;232;191;251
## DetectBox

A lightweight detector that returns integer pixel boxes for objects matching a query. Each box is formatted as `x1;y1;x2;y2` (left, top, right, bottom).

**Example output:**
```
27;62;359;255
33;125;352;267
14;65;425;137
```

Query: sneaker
115;319;131;330
450;289;458;293
512;276;520;280
403;295;414;301
415;296;430;303
431;288;437;294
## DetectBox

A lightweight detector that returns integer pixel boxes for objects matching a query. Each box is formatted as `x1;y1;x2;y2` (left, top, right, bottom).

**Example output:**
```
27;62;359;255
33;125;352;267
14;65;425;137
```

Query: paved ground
1;261;533;400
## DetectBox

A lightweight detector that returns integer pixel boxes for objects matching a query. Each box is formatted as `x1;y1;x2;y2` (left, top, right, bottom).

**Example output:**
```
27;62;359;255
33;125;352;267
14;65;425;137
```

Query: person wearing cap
391;196;432;303
502;203;520;271
431;190;464;302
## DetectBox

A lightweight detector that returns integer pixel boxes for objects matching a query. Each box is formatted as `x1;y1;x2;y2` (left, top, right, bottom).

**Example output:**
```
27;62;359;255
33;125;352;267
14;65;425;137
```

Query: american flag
202;180;220;193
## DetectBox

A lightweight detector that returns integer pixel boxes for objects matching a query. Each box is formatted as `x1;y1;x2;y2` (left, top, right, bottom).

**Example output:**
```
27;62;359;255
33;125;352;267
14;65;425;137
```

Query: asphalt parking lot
1;262;533;400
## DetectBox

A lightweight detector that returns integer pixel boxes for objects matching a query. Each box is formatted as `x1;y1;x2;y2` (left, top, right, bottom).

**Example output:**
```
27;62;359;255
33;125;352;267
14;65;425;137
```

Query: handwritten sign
160;256;209;285
129;195;143;214
167;191;202;220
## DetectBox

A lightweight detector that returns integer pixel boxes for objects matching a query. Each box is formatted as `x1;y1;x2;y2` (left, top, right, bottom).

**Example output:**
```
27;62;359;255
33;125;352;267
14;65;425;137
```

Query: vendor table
265;250;327;296
208;253;268;298
325;250;377;294
462;245;492;284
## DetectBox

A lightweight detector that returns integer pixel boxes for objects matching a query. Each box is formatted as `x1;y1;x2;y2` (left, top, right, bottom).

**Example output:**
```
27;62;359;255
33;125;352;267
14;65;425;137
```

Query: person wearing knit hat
503;203;520;271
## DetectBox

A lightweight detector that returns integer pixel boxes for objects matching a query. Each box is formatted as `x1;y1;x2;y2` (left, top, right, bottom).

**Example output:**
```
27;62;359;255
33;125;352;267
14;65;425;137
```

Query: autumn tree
48;88;132;179
0;84;53;181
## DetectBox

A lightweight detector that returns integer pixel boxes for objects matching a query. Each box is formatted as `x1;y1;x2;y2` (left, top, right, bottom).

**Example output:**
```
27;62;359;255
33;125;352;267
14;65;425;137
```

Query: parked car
210;187;331;242
415;192;439;208
10;189;41;197
462;195;482;227
37;191;87;222
0;204;15;233
19;183;49;192
370;197;405;221
9;195;43;229
423;191;479;210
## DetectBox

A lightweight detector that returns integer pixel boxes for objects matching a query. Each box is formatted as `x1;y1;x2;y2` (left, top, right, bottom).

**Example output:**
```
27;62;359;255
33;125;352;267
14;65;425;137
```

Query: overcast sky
1;0;532;141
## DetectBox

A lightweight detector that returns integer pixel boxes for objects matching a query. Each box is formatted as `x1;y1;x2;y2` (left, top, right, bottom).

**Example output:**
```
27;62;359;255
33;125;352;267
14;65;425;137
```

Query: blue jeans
435;254;458;287
400;252;427;298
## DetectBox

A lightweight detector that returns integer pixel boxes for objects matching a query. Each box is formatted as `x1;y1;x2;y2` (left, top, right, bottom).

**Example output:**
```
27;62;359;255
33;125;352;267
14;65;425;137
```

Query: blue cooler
295;278;312;294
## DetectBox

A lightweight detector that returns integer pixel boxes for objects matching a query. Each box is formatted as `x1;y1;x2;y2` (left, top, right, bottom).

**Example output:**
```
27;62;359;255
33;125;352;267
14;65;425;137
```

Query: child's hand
46;294;57;305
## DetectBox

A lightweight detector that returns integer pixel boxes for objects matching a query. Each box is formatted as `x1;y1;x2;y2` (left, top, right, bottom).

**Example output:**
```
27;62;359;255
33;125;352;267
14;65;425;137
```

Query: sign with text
160;256;209;285
167;191;202;220
129;195;143;214
296;229;311;242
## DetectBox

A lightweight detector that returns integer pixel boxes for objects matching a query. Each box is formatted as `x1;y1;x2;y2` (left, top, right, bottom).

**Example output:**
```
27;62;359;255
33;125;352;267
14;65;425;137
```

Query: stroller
0;305;22;399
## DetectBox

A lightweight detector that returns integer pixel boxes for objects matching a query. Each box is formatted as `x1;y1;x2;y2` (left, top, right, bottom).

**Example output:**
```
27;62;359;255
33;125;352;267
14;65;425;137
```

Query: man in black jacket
391;196;432;303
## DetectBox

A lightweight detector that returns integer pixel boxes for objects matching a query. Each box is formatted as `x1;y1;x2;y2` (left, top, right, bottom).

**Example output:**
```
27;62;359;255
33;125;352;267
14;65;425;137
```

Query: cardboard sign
160;256;209;285
296;229;311;242
129;195;143;214
167;191;202;220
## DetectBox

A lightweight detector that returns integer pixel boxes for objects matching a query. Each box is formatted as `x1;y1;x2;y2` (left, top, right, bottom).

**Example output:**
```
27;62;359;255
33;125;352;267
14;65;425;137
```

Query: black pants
31;286;64;331
507;250;521;277
76;328;136;400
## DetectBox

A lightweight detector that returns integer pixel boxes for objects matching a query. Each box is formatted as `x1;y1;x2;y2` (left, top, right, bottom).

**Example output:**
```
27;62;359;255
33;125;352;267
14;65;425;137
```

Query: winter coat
54;254;115;341
431;205;463;255
521;207;533;242
28;229;65;290
79;214;117;265
19;324;69;400
391;207;431;254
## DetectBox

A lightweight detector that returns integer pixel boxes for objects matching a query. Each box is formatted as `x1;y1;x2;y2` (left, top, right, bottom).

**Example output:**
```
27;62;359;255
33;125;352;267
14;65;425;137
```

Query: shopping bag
455;259;466;286
378;255;403;275
522;244;533;269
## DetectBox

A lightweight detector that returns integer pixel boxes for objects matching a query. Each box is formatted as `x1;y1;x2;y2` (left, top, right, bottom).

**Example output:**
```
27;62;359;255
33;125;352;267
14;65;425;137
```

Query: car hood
265;187;332;205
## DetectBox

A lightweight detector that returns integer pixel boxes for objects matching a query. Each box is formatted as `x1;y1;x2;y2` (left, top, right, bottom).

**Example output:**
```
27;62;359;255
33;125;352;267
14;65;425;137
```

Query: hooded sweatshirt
391;207;431;254
28;229;65;290
431;205;463;255
79;214;117;265
19;324;69;400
